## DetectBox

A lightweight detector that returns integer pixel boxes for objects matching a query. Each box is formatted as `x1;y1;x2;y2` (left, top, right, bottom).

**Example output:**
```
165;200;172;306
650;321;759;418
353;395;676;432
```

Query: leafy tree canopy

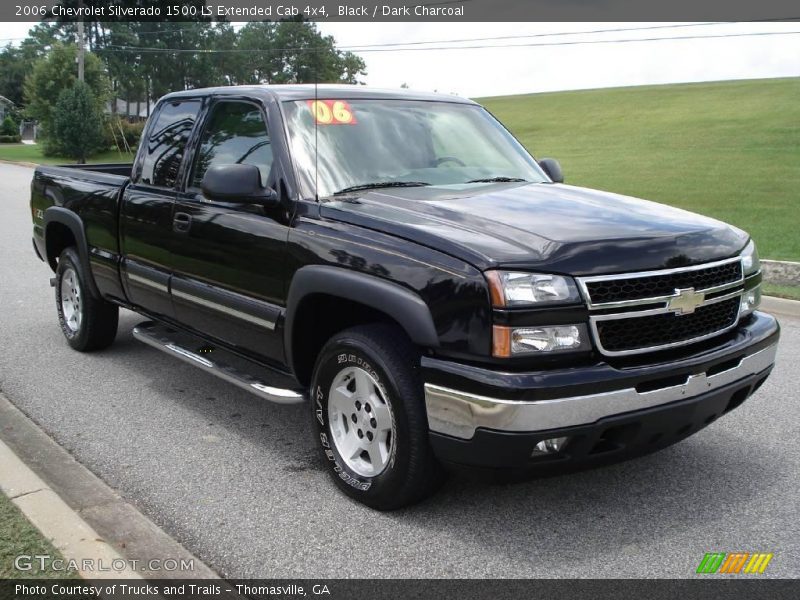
2;19;366;116
23;42;110;131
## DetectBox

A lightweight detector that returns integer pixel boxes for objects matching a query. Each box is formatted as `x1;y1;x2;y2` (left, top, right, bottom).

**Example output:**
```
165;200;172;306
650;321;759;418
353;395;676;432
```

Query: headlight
739;240;761;316
740;240;760;276
493;324;591;357
486;271;581;307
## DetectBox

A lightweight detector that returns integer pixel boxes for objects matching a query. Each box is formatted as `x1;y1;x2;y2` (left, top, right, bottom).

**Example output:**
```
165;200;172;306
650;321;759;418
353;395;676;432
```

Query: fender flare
284;265;439;372
43;206;101;299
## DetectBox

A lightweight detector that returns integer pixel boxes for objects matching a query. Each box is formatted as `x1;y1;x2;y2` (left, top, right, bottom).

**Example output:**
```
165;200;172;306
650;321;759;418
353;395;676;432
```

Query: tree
227;20;366;86
235;22;280;84
23;43;110;154
92;22;147;115
0;46;31;106
0;23;71;106
52;81;104;163
269;20;366;84
13;20;365;128
337;52;367;84
1;116;18;136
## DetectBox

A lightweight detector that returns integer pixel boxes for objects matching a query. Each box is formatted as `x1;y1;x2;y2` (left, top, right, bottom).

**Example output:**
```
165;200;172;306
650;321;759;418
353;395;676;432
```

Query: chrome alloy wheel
60;267;82;333
328;366;395;478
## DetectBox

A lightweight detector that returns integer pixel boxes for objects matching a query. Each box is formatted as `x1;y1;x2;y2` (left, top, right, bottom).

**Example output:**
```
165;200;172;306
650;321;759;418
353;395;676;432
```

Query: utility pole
77;2;85;82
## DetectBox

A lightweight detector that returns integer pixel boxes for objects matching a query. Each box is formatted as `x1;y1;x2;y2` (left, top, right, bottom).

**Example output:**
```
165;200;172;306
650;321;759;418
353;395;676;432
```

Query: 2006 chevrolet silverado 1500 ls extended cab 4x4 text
30;85;779;509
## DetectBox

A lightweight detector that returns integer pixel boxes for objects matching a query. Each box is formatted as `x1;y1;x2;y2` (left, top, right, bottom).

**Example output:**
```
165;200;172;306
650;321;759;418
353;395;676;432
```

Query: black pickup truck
30;85;778;509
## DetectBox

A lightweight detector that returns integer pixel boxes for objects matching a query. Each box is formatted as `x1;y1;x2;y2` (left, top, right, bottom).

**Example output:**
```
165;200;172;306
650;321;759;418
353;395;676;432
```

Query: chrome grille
584;261;742;305
595;297;740;353
577;257;745;356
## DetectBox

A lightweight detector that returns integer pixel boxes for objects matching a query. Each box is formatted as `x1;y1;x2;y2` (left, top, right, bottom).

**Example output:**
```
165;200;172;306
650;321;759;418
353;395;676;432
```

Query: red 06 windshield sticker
308;100;357;125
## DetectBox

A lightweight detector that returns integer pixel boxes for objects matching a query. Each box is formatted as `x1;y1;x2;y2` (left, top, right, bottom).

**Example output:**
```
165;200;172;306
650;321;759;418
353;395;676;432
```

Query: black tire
55;247;118;352
310;324;444;510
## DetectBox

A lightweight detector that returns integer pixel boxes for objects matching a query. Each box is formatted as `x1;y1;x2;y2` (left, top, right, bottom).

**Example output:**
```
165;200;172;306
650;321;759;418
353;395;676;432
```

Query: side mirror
201;164;279;207
539;158;563;184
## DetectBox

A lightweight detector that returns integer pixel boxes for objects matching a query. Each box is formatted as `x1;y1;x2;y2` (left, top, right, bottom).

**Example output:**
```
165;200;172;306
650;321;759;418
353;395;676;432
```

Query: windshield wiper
333;181;431;195
466;177;529;184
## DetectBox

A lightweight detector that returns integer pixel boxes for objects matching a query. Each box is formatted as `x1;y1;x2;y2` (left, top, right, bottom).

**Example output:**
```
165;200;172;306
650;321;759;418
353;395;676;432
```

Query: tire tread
56;247;118;352
312;323;444;510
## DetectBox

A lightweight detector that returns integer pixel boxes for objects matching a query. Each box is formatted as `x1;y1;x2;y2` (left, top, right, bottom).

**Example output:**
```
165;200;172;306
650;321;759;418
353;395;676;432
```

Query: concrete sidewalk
0;439;142;580
0;392;218;580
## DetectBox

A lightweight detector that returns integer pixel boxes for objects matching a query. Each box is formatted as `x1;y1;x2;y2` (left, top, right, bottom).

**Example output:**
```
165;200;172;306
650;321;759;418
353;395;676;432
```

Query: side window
191;102;273;189
138;100;201;188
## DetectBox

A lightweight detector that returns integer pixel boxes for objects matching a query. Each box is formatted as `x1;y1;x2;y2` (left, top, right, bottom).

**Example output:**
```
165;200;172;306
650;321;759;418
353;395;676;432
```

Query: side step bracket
132;322;305;405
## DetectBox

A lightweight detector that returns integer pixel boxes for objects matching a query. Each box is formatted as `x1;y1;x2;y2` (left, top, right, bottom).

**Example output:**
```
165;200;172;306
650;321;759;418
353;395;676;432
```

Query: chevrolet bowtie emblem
668;287;706;315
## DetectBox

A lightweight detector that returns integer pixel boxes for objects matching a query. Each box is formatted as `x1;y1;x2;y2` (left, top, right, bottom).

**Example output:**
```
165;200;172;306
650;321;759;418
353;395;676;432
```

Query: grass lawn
762;283;800;301
479;77;800;262
0;491;79;579
0;143;134;165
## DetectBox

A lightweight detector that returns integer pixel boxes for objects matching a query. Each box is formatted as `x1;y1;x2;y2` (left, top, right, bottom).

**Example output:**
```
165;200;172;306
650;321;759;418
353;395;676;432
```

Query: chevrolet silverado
30;85;778;509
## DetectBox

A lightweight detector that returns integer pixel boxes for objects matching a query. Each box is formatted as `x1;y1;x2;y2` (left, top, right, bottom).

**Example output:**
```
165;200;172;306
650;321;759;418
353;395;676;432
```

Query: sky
1;21;799;97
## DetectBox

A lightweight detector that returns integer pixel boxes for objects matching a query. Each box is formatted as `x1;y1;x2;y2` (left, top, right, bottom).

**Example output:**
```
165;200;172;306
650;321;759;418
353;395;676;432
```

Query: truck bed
30;163;133;301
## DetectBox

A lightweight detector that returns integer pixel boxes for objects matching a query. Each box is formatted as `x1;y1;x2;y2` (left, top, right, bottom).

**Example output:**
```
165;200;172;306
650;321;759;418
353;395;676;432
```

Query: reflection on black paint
192;102;273;188
139;101;201;188
329;249;390;278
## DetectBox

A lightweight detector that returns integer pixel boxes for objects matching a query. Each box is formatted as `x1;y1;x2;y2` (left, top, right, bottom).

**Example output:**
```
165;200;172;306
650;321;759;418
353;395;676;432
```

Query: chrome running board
132;321;305;405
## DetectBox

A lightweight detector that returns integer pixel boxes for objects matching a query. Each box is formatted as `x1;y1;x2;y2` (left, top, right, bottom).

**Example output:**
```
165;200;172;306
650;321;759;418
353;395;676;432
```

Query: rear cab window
137;100;201;188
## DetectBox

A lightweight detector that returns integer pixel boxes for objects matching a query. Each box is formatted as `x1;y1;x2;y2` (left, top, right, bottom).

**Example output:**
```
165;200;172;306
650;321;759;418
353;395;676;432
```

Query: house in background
0;95;28;140
0;95;14;121
105;98;155;121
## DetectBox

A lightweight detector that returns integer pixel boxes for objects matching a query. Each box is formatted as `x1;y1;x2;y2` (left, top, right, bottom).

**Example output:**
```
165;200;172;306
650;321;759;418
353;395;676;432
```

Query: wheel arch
284;265;439;385
43;207;101;299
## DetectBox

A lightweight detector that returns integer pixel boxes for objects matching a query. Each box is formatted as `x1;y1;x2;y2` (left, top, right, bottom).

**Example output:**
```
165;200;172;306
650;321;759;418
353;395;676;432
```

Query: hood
319;182;748;276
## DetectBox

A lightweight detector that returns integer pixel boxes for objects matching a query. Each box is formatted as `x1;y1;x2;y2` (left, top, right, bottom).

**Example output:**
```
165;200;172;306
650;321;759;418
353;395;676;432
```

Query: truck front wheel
310;324;444;510
55;247;118;351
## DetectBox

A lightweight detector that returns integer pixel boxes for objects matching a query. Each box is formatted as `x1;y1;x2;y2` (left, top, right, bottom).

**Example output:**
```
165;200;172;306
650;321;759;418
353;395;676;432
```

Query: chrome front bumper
424;343;777;440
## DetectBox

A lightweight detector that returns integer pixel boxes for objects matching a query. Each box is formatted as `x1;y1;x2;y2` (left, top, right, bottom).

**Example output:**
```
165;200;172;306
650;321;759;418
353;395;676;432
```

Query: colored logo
696;552;774;574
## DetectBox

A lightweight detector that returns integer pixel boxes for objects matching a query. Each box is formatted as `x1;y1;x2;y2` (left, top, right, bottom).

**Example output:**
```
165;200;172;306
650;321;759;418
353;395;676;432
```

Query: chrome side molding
424;343;777;440
171;288;277;330
132;322;304;405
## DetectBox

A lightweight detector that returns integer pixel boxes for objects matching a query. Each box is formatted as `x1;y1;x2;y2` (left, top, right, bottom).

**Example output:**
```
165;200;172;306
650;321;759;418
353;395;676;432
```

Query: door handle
173;212;192;232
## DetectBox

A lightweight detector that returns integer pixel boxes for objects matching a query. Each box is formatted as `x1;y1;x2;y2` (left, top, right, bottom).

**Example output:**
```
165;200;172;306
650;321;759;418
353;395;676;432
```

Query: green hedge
0;135;22;143
1;116;18;136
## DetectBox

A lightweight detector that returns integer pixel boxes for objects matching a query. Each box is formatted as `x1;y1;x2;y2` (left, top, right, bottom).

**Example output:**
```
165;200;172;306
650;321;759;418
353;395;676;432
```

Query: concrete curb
0;392;219;580
0;439;142;580
761;295;800;319
762;259;800;286
0;158;40;168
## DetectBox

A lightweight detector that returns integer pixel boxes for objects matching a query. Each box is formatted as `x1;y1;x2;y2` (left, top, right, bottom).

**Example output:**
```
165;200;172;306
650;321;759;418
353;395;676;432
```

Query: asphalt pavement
0;162;798;578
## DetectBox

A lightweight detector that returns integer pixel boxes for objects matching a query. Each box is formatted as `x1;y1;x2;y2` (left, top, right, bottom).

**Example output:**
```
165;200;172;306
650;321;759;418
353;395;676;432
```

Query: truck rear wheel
55;247;118;352
310;324;444;510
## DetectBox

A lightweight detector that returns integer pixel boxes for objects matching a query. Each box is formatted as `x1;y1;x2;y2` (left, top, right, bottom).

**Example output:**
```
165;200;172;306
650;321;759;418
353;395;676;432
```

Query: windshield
282;99;548;198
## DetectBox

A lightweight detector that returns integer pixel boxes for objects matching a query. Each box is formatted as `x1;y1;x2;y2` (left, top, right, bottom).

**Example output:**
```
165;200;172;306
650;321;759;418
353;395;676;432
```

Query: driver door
169;98;288;365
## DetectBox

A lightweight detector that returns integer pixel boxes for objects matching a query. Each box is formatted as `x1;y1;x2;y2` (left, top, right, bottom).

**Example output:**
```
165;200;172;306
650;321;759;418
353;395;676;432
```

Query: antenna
314;48;319;202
